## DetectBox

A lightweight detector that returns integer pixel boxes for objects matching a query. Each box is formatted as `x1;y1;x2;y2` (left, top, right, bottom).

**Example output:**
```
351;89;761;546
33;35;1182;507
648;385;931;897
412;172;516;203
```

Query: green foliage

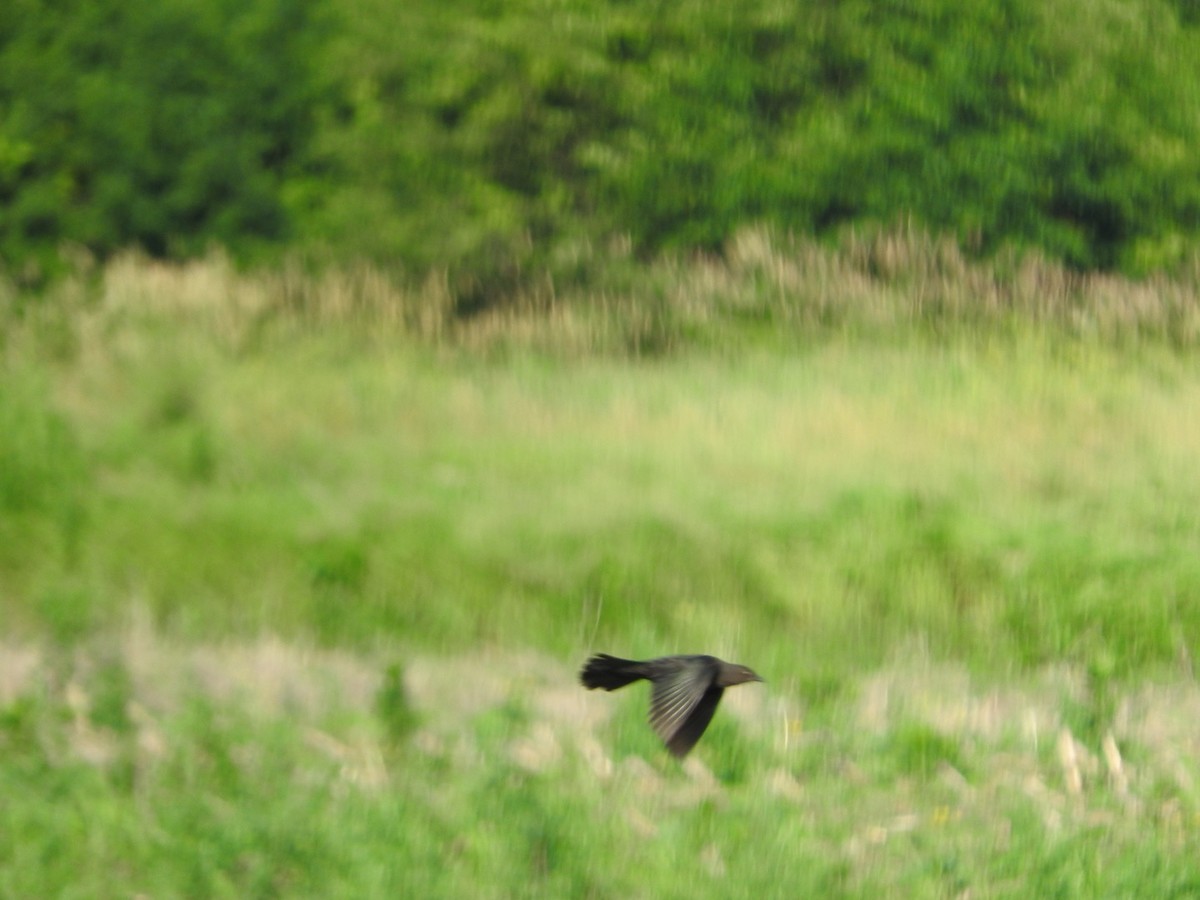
4;258;1200;893
2;645;1199;896
376;662;418;744
36;582;96;645
4;0;1200;283
0;376;86;516
881;721;965;780
286;0;1200;275
0;0;327;281
0;376;89;596
5;259;1200;673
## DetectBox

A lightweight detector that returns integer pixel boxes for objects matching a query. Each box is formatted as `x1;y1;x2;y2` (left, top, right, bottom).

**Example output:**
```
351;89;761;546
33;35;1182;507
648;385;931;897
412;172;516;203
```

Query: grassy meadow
3;234;1200;896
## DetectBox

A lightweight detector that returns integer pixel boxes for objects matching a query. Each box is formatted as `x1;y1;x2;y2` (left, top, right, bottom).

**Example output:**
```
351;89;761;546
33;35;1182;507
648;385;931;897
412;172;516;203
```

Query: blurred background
3;1;1200;896
4;0;1200;287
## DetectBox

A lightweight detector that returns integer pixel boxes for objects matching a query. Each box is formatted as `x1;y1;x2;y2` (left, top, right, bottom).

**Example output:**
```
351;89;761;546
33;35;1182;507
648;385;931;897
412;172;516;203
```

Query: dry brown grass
7;626;1197;825
11;228;1200;359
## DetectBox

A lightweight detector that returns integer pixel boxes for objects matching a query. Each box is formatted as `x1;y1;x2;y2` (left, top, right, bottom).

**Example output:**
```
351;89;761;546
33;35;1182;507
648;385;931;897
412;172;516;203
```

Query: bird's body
579;653;762;757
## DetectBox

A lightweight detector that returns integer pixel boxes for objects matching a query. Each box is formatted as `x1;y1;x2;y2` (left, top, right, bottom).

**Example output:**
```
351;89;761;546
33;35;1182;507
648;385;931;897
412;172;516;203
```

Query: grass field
3;238;1200;896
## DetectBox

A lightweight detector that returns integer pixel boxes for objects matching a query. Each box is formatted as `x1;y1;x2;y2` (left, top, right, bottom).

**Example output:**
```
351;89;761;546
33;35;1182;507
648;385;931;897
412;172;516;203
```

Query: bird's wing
665;688;724;758
648;659;716;749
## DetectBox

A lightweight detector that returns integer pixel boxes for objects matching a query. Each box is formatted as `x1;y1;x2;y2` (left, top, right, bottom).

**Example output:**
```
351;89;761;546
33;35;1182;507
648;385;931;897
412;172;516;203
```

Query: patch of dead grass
5;628;1197;833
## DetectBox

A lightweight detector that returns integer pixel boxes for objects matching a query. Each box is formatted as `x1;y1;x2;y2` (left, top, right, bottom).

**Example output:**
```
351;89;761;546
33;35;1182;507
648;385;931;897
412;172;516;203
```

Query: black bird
580;653;763;758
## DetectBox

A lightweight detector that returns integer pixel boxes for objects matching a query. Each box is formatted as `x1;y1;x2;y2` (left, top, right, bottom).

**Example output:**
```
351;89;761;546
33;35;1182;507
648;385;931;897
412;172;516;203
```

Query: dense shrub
0;0;327;280
2;0;1199;283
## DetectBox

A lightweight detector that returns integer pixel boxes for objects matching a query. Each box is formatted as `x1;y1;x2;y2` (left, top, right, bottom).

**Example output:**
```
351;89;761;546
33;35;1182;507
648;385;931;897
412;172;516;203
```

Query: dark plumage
579;653;763;758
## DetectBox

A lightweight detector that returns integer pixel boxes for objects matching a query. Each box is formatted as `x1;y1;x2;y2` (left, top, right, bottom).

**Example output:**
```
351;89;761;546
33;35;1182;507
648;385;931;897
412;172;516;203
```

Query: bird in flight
580;653;763;758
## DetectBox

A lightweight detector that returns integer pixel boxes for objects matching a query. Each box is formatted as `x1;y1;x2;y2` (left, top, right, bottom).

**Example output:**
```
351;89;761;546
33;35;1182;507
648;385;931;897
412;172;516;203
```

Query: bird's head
719;663;764;687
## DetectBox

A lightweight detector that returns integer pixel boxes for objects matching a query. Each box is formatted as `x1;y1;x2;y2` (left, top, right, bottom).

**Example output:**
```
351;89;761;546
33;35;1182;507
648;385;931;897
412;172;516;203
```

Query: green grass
3;639;1200;897
3;248;1200;894
12;329;1197;675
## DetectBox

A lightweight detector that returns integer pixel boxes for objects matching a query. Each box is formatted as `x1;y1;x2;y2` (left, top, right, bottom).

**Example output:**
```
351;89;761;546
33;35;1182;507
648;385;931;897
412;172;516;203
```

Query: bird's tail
580;654;645;691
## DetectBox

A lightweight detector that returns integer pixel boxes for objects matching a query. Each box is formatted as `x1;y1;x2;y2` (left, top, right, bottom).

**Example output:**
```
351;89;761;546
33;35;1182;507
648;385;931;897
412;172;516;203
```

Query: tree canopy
2;0;1199;283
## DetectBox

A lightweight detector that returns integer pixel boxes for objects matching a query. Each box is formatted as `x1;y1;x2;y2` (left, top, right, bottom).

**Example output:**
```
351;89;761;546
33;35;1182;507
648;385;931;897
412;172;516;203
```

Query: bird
579;653;763;758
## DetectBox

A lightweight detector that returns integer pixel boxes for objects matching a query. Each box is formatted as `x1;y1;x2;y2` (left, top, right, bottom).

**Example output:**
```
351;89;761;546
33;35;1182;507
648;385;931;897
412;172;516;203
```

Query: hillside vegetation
4;247;1200;893
5;1;1200;893
4;0;1200;288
